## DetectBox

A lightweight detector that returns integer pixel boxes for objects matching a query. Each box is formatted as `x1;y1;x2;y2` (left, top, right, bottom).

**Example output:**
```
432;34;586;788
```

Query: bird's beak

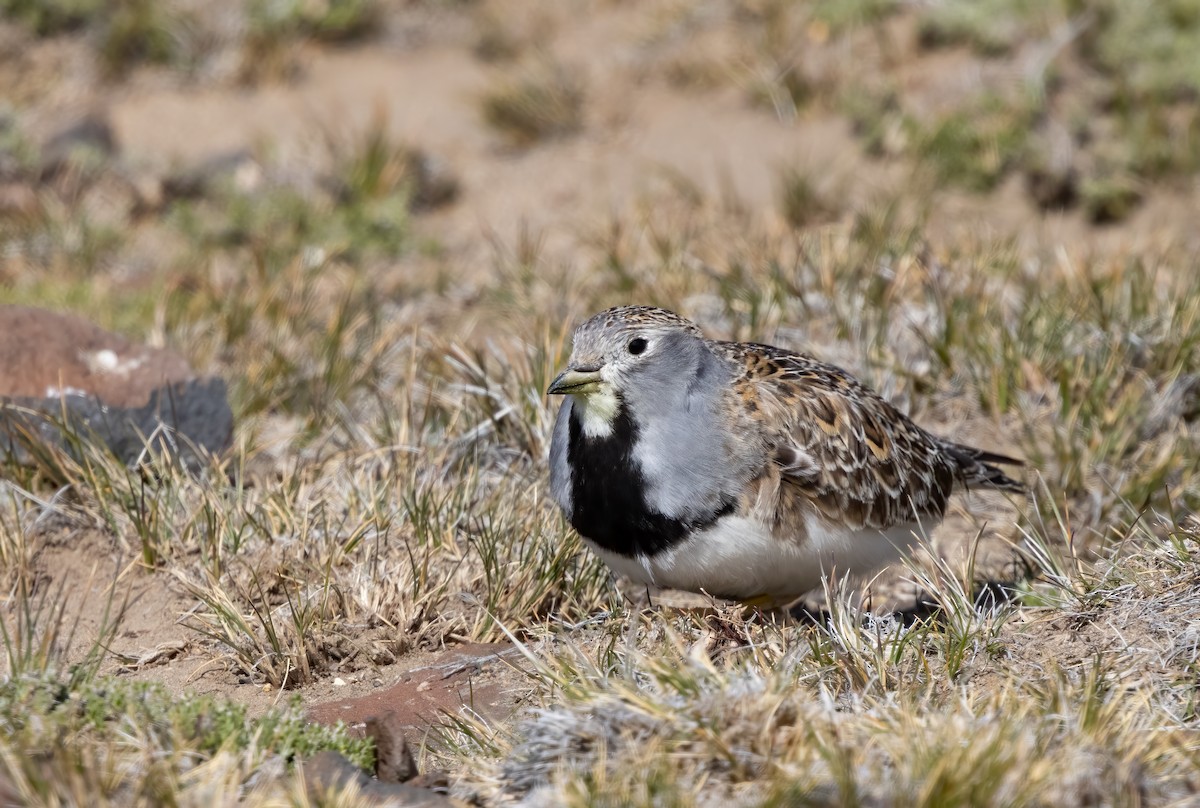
547;365;603;395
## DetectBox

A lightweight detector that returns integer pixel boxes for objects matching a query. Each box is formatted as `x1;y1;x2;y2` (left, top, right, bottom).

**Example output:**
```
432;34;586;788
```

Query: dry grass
439;516;1200;805
480;60;586;147
5;169;1200;799
3;0;1200;803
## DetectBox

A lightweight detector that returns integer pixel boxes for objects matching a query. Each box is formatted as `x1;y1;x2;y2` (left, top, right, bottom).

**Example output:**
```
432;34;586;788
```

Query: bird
546;305;1024;605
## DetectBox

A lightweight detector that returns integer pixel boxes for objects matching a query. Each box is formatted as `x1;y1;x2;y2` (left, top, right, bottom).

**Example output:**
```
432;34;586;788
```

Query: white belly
585;514;917;601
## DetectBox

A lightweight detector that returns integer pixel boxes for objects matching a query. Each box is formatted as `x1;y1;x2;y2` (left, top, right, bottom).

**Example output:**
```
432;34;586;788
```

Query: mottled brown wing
716;341;958;532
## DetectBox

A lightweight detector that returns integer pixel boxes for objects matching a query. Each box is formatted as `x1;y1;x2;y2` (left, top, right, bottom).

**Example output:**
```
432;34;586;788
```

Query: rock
161;150;263;202
0;306;233;467
407;151;459;211
37;113;117;184
302;750;460;807
1;377;234;468
0;306;192;406
129;150;264;217
366;711;419;783
306;643;518;734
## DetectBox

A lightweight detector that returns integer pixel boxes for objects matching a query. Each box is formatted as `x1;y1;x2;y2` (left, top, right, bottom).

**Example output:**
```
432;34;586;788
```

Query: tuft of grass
442;517;1200;805
910;94;1038;191
97;0;178;78
0;113;38;178
305;0;380;42
246;0;380;44
481;61;586;147
726;0;828;120
810;0;897;34
2;207;125;278
777;165;838;230
329;112;459;212
747;65;812;122
841;85;905;157
473;3;553;63
0;572;124;690
1080;0;1200;103
1080;172;1143;224
177;561;330;689
917;0;1065;56
238;0;380;83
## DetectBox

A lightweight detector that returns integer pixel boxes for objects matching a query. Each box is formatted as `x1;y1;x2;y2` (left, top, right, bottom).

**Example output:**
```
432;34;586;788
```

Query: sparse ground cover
2;0;1200;804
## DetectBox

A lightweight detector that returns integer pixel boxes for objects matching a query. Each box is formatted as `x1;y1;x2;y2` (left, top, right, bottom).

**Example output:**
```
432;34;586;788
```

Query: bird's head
547;306;707;437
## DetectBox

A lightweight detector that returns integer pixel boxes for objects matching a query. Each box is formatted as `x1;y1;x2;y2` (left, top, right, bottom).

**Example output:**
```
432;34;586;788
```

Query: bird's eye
627;337;648;355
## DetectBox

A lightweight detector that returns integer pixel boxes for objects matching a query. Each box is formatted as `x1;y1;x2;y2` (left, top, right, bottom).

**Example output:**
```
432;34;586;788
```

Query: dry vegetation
2;0;1200;805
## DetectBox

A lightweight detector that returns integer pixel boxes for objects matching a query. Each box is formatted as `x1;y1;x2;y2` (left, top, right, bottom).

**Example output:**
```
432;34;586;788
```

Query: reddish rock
307;643;520;734
0;305;192;407
0;305;233;465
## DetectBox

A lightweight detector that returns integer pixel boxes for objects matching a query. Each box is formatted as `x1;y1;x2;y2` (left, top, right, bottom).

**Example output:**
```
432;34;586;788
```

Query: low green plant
0;675;372;802
911;94;1038;191
0;0;103;36
917;0;1064;56
1080;173;1143;224
246;0;380;45
98;0;178;77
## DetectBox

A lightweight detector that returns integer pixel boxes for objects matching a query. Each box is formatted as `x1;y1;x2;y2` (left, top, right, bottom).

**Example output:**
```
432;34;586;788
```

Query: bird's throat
572;388;621;438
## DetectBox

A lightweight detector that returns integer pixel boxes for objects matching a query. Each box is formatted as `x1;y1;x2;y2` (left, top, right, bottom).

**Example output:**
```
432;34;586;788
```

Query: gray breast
625;349;748;524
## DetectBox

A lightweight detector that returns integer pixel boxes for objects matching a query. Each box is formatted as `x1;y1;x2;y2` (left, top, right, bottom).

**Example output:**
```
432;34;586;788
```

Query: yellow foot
740;593;782;609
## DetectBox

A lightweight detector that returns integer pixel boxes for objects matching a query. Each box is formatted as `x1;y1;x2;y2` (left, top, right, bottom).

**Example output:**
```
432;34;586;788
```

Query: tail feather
943;441;1026;494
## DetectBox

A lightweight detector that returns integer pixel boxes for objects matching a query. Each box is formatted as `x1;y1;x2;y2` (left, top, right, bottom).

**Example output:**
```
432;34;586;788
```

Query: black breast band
565;403;734;557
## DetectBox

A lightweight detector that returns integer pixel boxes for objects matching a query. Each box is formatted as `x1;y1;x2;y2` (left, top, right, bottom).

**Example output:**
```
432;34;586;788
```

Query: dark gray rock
0;377;233;467
37;113;116;185
161;149;263;201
